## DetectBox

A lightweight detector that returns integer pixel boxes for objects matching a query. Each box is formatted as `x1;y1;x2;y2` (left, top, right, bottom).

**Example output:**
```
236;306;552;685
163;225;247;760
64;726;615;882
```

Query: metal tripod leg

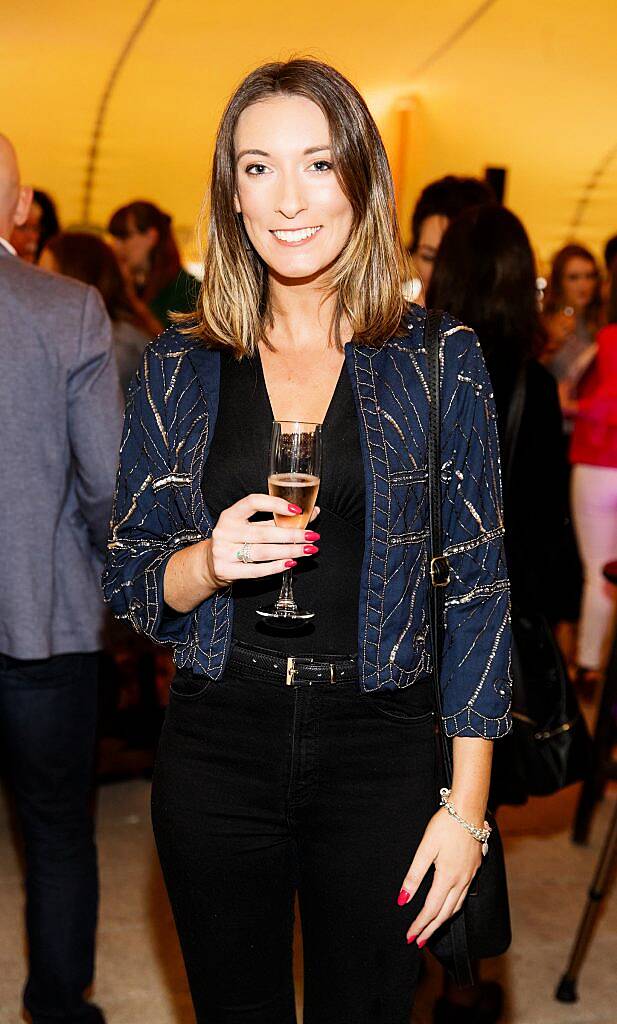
573;647;617;844
556;800;617;1002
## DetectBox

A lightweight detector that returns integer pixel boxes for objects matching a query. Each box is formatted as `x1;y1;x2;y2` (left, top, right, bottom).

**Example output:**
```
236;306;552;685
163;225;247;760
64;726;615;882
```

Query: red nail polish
303;545;319;555
397;889;412;906
417;939;426;949
284;560;297;568
288;503;302;514
305;531;320;541
406;934;417;944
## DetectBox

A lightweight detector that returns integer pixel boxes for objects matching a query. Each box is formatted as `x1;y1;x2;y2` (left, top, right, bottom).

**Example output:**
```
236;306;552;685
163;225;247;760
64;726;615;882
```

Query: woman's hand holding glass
203;493;320;589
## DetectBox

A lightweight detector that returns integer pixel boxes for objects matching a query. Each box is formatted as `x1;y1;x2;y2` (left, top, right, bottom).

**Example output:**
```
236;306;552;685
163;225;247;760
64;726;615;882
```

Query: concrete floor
0;774;615;1024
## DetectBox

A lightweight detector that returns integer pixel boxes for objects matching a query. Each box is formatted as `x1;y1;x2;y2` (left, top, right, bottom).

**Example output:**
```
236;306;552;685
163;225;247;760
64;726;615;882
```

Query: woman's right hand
203;493;320;589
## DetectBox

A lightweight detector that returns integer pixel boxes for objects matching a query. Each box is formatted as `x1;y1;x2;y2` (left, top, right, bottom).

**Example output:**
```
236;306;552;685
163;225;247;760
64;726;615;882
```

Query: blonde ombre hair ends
181;59;413;352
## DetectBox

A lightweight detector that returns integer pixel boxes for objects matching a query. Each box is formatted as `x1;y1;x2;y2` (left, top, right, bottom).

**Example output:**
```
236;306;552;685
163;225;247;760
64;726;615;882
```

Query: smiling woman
103;57;513;1024
178;59;411;352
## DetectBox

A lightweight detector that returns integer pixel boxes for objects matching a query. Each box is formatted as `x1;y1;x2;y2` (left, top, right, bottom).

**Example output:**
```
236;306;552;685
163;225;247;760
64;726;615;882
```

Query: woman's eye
309;160;333;173
246;164;269;175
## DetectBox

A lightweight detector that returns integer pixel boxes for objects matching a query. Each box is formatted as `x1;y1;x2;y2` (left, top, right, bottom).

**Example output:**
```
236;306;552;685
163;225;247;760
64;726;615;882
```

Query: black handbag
491;367;592;805
424;310;512;987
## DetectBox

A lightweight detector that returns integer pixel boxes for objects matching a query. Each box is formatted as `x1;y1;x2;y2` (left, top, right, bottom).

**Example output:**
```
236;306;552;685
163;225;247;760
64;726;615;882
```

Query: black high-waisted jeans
151;664;438;1024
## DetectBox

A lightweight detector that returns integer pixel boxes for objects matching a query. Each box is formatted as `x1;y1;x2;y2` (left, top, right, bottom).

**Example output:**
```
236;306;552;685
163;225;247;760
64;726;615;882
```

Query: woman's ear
234;192;241;214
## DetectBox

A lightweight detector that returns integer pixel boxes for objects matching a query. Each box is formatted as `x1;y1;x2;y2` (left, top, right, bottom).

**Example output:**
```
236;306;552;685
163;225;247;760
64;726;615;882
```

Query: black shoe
433;981;504;1024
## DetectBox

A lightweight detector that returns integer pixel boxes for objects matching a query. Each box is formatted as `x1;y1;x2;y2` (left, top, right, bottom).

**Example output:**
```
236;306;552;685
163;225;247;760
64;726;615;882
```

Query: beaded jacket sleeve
436;327;512;737
101;339;227;675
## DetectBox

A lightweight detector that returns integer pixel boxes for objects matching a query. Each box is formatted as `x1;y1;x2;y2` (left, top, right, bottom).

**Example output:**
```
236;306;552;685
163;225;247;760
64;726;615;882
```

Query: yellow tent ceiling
2;0;616;266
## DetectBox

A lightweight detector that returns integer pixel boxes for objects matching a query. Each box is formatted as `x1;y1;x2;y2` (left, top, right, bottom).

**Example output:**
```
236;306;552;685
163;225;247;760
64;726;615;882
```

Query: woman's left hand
397;806;483;946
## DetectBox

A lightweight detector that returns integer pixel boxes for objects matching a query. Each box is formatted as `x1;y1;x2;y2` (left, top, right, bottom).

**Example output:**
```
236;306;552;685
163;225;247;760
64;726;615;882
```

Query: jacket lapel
345;342;391;688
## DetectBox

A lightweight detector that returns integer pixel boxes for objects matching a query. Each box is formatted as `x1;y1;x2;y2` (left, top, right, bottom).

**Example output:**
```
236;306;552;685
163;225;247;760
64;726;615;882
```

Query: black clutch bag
424;310;512;987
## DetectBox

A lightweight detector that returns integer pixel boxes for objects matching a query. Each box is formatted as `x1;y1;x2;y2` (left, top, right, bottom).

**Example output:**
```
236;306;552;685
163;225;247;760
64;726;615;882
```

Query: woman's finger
229;542;319;564
411;885;463;946
257;504;320;530
397;844;434;905
228;493;303;522
241;524;319;545
405;873;454;941
452;889;467;916
222;557;301;581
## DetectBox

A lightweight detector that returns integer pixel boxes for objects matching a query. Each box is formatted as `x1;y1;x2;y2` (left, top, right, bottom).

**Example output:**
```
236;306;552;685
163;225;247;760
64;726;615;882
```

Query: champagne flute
257;420;322;623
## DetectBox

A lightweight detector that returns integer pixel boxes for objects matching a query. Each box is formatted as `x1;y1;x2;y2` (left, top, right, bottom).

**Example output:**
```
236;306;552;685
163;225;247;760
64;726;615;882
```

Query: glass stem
275;569;298;614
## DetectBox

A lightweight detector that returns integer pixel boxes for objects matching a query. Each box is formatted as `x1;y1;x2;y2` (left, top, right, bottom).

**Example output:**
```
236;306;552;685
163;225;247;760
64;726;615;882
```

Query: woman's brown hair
45;231;150;332
108;201;182;304
180;58;413;353
544;243;602;326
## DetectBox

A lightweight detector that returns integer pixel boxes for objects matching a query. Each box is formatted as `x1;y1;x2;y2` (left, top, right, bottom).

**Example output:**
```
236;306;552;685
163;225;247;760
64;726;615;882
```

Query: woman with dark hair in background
542;243;603;412
569;263;617;690
10;188;60;262
408;174;495;293
40;232;153;395
107;200;198;330
428;203;567;1024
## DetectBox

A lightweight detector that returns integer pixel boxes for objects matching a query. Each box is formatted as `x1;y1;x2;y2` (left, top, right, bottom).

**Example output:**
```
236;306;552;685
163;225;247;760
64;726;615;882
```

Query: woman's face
412;214;449;290
233;95;354;283
561;256;598;311
109;215;157;277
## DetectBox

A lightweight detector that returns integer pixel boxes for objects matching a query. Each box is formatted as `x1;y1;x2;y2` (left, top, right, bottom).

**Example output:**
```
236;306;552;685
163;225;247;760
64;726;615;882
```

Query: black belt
227;640;358;687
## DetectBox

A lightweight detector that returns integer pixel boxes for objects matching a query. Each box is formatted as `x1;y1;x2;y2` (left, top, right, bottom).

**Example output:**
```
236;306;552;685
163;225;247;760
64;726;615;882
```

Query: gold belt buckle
286;656;296;687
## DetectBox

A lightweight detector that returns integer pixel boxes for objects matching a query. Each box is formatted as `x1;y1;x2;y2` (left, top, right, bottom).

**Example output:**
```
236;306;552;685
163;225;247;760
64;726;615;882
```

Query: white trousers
571;463;617;669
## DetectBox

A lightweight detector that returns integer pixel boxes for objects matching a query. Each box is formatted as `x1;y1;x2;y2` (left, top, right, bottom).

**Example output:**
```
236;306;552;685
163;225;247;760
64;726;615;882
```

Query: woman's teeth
272;226;321;242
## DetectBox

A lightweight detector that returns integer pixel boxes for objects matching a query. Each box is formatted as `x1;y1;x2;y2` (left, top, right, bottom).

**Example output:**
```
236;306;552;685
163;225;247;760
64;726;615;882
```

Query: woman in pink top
571;267;617;684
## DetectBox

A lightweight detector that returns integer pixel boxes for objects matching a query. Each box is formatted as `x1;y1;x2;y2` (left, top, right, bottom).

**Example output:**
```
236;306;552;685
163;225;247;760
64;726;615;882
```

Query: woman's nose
275;175;307;220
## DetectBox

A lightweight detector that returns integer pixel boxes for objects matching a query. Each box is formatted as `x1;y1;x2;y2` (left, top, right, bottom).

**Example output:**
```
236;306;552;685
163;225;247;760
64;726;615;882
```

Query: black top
201;349;365;655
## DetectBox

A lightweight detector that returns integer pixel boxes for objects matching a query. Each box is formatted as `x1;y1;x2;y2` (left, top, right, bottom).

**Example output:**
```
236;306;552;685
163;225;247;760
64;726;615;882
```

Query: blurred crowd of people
12;193;198;393
407;174;617;698
2;134;616;1024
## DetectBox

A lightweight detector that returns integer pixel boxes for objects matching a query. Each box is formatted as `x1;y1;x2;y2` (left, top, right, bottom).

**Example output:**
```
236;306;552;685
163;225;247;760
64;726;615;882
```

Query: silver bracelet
439;788;491;856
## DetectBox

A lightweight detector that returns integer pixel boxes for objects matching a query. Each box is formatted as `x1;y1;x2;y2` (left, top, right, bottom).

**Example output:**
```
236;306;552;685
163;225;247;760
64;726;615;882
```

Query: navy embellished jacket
102;305;512;739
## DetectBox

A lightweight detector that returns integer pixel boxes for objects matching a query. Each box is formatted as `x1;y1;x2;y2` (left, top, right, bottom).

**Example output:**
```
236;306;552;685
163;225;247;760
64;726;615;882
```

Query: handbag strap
425;309;454;786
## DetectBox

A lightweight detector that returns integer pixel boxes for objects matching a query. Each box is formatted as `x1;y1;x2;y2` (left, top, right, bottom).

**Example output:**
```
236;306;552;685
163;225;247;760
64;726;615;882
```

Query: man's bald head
0;135;32;241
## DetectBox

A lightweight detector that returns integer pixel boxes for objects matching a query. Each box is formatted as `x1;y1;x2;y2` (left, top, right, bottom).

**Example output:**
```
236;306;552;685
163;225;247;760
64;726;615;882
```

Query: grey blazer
0;245;124;658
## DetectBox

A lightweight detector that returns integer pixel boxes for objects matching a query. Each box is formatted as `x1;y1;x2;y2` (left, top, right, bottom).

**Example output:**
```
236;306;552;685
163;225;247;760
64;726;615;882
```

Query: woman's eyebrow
236;145;331;162
236;149;269;161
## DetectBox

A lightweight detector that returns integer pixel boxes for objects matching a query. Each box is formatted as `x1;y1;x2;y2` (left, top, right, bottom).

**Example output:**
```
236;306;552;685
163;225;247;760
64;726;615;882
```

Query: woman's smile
270;225;322;246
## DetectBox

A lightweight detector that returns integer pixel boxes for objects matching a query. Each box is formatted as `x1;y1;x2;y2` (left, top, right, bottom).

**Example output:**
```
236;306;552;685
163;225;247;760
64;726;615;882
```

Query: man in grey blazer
0;136;123;1024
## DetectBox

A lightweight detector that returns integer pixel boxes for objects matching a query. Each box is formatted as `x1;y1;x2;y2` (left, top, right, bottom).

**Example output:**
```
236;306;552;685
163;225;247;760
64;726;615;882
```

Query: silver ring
237;541;252;564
